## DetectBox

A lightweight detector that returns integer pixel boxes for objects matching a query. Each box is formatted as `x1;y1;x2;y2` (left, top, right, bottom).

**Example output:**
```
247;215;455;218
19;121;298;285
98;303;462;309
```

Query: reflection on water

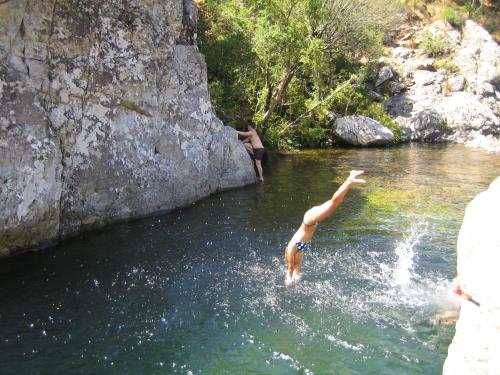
1;144;499;374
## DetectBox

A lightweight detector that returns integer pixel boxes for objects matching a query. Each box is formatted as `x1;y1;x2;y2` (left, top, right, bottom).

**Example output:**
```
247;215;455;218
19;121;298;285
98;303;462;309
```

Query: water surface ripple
1;144;500;374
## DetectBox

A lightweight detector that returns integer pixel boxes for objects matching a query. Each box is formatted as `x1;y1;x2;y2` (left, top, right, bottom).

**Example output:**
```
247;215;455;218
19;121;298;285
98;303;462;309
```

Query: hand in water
348;170;366;184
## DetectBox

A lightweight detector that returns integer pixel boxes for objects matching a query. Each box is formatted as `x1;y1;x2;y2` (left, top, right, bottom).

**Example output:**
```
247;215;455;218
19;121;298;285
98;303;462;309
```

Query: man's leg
255;159;263;181
243;142;254;156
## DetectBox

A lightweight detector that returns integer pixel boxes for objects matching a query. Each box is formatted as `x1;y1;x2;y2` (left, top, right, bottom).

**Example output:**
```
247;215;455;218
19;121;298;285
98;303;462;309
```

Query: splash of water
392;222;428;288
382;222;458;313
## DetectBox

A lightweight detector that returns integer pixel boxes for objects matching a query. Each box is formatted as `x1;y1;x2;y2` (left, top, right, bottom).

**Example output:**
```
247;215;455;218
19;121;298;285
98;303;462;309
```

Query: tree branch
278;80;351;135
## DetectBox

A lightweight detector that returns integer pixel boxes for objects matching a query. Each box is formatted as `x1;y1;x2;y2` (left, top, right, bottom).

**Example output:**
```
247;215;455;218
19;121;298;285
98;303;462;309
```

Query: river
1;144;500;374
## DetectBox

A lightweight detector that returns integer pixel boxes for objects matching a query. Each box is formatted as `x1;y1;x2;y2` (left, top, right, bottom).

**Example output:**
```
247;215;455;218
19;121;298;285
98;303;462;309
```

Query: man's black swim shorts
253;148;265;161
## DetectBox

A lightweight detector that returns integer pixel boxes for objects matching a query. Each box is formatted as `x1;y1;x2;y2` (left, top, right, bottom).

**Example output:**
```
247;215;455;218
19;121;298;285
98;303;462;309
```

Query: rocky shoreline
334;20;500;152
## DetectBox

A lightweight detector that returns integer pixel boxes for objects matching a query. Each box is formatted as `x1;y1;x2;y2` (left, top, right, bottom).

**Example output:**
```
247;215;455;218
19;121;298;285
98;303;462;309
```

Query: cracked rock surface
0;0;255;257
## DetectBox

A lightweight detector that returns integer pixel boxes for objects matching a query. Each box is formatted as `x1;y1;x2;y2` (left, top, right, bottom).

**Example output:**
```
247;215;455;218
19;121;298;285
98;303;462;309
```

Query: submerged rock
443;178;500;374
0;0;255;257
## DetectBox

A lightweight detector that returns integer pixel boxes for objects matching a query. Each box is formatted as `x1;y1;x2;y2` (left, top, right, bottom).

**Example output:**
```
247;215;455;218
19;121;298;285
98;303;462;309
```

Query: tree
250;0;402;129
199;0;403;146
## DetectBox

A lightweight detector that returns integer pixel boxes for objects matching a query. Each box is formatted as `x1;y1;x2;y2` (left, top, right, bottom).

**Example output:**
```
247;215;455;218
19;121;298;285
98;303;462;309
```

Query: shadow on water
1;144;500;374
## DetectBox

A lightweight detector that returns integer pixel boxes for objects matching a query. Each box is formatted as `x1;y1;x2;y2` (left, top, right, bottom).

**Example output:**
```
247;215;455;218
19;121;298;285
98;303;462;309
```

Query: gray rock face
375;66;394;87
443;178;500;375
385;20;500;151
408;110;449;142
455;21;500;97
334;115;394;146
0;0;255;257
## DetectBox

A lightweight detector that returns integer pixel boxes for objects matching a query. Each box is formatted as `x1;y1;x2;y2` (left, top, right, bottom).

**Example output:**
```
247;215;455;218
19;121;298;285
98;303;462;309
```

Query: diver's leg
292;251;304;282
285;247;295;285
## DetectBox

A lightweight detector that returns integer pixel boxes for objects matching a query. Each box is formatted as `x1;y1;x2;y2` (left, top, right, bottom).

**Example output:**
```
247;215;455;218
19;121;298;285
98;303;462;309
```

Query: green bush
263;117;299;150
441;6;465;28
420;31;451;57
296;119;330;148
199;0;403;150
327;80;401;144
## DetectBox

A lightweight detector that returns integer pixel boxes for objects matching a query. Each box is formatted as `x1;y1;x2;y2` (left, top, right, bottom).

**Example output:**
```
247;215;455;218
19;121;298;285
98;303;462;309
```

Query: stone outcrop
0;0;255;257
443;177;500;374
382;20;500;151
334;115;394;146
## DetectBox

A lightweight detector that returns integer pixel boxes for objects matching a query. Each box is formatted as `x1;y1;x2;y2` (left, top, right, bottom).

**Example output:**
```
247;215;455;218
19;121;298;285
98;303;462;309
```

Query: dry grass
399;0;499;42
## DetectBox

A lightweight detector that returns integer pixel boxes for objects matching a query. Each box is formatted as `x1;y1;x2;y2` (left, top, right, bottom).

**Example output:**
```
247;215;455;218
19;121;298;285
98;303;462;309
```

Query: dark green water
1;144;500;374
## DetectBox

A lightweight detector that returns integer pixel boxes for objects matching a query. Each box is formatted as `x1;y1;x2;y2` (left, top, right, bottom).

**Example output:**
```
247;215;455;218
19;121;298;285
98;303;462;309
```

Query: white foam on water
339;221;462;344
325;334;365;352
270;351;314;374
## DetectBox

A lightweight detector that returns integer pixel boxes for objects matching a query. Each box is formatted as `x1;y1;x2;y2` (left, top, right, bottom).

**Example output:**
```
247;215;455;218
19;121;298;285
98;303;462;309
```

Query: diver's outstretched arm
303;170;366;225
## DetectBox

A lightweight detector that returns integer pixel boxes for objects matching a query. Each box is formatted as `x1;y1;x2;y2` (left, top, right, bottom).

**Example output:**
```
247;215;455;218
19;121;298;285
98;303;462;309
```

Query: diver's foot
285;274;293;286
292;273;301;283
258;177;264;184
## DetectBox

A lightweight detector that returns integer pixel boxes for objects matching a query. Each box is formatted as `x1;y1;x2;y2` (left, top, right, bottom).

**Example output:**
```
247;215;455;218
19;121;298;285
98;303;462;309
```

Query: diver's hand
348;170;366;185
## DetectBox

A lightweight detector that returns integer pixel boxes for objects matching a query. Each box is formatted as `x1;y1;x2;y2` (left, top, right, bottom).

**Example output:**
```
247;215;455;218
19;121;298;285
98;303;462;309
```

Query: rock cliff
382;21;500;151
443;177;500;374
0;0;255;257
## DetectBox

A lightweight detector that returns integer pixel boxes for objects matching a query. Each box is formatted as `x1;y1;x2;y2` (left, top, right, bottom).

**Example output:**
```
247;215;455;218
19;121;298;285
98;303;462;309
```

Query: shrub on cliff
420;30;451;57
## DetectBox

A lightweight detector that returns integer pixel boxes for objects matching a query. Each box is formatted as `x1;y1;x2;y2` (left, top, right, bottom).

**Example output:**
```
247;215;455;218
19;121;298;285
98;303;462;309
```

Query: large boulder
443;178;500;375
0;0;255;257
438;92;500;148
408;109;449;142
334;115;394;146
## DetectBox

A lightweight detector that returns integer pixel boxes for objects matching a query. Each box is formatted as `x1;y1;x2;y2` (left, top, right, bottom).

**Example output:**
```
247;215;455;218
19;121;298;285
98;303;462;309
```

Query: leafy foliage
198;0;403;149
441;5;466;28
420;31;451;57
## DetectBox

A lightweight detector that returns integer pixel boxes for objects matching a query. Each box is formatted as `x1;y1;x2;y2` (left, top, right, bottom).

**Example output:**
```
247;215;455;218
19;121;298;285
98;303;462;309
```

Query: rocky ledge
0;0;255;257
443;177;500;374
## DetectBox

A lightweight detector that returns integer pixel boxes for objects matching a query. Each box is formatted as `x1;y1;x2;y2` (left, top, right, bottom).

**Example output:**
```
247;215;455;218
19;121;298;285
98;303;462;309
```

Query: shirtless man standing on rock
237;124;265;183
